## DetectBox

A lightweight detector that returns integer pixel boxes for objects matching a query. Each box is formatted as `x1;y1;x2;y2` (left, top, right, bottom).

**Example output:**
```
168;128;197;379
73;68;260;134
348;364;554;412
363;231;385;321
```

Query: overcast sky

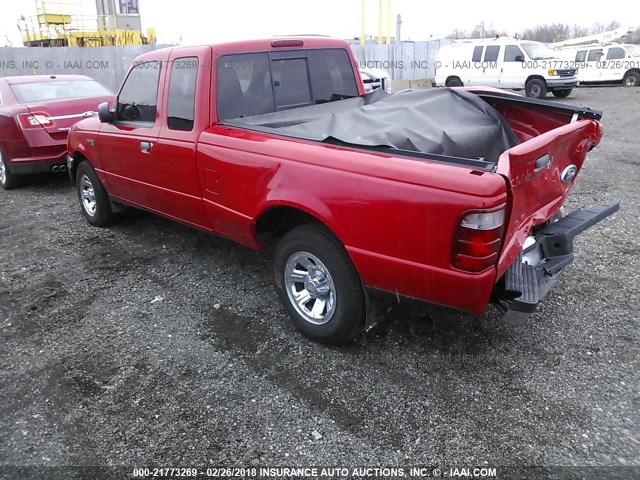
0;0;635;46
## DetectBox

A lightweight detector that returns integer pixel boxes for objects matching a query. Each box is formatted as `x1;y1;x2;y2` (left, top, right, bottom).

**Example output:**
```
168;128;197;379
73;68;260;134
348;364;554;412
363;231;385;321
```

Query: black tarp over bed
222;88;521;166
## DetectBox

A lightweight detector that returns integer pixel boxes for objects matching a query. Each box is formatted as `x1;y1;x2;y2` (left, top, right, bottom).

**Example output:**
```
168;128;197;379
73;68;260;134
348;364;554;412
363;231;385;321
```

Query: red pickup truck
67;37;619;344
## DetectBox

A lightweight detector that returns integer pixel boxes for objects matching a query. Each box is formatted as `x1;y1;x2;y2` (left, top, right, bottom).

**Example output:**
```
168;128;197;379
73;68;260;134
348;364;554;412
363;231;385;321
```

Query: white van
434;37;579;98
558;44;640;87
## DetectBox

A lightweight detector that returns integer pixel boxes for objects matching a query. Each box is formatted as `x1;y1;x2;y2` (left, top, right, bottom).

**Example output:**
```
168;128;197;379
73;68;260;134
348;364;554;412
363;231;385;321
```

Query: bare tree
627;26;640;44
447;28;468;39
571;24;589;38
450;20;631;43
520;23;572;43
470;21;499;39
590;20;622;34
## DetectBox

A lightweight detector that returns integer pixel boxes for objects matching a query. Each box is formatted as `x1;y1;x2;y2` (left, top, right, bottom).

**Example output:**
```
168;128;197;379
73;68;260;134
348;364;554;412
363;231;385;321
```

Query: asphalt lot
0;87;638;475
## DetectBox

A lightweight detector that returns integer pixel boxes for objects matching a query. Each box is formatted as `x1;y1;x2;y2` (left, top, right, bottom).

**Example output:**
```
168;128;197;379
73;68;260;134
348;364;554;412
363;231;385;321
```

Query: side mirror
98;101;114;124
515;55;524;62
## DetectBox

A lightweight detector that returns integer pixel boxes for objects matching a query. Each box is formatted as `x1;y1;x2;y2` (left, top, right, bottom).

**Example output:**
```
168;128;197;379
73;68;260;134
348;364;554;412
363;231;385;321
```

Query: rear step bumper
498;201;620;325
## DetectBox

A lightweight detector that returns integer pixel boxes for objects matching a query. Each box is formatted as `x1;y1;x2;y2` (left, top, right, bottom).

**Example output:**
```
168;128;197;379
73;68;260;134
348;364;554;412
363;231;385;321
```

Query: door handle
535;153;551;170
140;141;154;153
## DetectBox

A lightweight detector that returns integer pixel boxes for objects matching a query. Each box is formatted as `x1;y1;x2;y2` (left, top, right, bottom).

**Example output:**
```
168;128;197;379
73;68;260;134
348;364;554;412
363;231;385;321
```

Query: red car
0;74;113;190
67;39;619;344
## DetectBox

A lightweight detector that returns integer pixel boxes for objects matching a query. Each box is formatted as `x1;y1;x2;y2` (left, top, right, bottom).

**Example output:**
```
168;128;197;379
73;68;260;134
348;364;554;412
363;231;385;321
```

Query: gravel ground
0;87;638;476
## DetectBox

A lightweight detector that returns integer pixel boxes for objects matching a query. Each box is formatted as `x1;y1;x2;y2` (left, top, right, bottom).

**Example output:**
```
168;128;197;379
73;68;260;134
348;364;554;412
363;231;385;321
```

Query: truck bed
222;88;521;169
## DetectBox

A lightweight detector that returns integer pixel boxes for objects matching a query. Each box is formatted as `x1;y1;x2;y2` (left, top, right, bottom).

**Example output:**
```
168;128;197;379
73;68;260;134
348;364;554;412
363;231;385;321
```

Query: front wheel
525;78;547;99
273;225;365;344
552;89;572;98
446;77;463;87
623;71;639;87
0;151;21;190
76;161;114;227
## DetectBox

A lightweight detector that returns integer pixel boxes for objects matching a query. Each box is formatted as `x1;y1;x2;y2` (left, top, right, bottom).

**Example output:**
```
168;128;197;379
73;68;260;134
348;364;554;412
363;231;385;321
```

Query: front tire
0;151;21;190
525;78;547;99
446;77;463;87
273;225;365;344
552;88;572;98
76;161;114;227
623;71;639;87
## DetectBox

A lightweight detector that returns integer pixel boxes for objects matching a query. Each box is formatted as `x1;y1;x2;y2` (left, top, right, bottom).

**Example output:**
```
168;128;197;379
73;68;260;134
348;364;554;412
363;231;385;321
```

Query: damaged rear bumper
496;201;620;325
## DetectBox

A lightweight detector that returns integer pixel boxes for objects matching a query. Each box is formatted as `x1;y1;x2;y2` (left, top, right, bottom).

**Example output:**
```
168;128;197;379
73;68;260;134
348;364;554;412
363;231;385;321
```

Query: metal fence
0;40;448;93
0;45;168;92
349;40;449;80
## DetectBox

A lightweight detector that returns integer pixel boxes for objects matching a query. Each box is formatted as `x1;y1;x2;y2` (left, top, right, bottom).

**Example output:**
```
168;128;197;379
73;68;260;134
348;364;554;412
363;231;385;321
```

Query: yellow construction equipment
18;0;156;47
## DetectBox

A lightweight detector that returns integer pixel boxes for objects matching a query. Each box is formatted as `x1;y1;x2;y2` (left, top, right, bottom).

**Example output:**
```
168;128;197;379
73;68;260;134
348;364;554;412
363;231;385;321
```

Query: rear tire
623;71;639;87
552;89;572;98
273;225;365;345
525;78;547;99
0;151;21;190
446;77;463;87
76;161;114;227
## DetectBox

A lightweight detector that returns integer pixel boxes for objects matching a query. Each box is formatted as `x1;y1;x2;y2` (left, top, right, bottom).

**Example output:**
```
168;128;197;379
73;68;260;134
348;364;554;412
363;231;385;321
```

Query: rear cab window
271;56;312;109
216;48;358;121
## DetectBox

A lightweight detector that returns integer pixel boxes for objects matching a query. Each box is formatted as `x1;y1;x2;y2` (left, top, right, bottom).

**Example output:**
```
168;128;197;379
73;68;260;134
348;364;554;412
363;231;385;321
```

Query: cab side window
484;46;500;62
606;47;625;60
504;45;524;62
117;60;161;123
472;46;483;62
587;49;603;62
167;57;198;131
575;50;587;62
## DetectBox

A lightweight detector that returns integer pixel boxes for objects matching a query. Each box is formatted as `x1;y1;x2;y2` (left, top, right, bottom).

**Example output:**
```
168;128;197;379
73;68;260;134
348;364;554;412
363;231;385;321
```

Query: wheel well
70;151;88;181
624;68;640;77
525;75;546;86
255;206;325;247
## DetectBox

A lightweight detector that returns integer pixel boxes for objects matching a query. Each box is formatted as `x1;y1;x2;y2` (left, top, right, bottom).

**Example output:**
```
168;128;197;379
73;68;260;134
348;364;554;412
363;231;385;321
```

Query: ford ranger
67;37;619;344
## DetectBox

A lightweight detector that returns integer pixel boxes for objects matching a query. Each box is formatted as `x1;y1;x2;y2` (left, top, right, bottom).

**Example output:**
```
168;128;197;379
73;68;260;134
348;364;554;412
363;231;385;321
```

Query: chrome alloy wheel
284;251;337;325
80;174;97;216
0;154;6;186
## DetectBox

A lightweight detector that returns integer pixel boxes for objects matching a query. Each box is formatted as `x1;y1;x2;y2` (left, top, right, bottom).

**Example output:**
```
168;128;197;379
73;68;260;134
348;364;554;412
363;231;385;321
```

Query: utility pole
386;0;391;45
378;0;383;45
360;0;366;45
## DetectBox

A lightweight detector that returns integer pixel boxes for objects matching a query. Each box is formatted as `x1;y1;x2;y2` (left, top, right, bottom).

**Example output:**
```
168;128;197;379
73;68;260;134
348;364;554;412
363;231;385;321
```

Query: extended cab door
98;55;165;205
149;48;212;227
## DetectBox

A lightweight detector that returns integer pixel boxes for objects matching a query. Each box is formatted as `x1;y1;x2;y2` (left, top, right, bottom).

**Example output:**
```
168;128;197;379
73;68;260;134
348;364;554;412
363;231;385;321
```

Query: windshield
521;42;558;60
627;45;640;57
11;80;111;104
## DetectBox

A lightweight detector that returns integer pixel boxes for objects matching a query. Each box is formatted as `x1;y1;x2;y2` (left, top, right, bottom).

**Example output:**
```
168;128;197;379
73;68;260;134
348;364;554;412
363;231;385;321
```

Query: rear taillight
452;207;505;273
17;112;55;129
